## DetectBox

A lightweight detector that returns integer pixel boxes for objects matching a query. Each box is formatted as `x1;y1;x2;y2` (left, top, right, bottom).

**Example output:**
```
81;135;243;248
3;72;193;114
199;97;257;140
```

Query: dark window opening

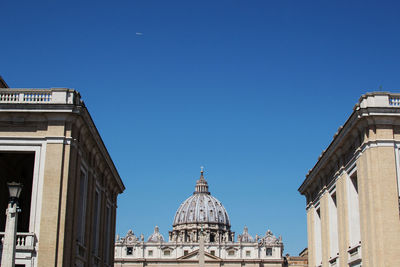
351;172;358;193
332;192;337;207
127;247;133;255
210;233;215;242
0;152;35;232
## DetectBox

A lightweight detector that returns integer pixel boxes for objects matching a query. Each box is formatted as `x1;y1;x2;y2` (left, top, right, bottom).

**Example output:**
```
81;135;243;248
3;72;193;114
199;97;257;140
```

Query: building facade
115;170;284;267
286;248;308;267
0;81;125;267
298;92;400;267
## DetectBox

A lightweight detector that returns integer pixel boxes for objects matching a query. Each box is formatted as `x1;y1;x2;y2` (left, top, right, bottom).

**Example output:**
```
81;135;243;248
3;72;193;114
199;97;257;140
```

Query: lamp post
1;182;23;267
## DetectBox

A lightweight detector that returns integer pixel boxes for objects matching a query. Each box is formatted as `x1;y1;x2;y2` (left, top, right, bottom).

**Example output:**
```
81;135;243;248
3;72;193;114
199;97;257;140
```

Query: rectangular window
92;189;101;255
329;191;339;258
228;250;235;256
210;250;215;256
314;207;322;266
148;250;153;256
127;247;133;255
104;204;111;264
266;248;272;256
164;250;170;256
77;168;88;244
348;171;361;247
184;250;188;256
246;250;251;257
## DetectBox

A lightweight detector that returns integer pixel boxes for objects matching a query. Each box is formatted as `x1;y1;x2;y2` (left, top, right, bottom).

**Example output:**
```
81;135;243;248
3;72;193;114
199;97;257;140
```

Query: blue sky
2;0;400;255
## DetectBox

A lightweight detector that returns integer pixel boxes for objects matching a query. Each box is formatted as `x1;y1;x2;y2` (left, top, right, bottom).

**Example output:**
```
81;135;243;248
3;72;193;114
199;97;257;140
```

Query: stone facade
298;92;400;267
286;248;308;267
0;85;125;267
115;170;284;267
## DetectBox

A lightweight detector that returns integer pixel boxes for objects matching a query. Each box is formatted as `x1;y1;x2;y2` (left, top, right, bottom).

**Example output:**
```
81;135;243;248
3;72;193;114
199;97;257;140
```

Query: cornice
299;92;400;195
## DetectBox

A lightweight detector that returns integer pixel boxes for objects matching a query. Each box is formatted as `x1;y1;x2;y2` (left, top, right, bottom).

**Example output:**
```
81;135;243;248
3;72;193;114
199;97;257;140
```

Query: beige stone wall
306;206;314;267
335;173;348;267
299;93;400;267
37;142;68;266
319;193;329;267
0;97;124;267
357;144;400;267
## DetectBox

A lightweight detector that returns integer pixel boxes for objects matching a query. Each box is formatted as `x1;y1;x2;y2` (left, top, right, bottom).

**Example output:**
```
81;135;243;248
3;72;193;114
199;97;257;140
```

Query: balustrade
0;232;36;250
389;96;400;106
0;88;79;105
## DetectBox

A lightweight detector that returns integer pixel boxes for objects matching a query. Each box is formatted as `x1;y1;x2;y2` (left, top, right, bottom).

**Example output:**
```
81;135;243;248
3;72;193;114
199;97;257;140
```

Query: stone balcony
356;92;400;109
0;232;37;261
0;88;81;105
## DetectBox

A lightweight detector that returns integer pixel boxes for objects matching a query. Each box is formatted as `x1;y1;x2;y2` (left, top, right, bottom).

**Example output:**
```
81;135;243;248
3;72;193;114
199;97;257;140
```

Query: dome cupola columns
194;167;210;194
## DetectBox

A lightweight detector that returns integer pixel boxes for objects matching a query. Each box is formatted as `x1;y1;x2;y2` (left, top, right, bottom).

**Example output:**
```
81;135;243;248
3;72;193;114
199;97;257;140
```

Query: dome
172;170;230;227
147;226;164;242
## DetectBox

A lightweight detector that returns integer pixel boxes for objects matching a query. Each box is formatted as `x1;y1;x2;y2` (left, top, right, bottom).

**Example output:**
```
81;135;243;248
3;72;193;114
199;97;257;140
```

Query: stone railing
389;95;400;106
0;232;36;250
0;88;80;105
356;92;400;109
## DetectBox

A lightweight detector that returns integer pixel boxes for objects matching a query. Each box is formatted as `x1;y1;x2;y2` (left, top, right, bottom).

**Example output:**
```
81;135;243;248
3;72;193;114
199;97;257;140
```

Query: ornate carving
259;229;280;246
124;229;138;244
238;226;254;243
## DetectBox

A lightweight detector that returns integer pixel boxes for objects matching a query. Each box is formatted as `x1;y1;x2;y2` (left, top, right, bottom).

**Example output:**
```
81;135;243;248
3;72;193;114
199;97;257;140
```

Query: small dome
173;170;230;227
239;226;254;243
147;226;164;242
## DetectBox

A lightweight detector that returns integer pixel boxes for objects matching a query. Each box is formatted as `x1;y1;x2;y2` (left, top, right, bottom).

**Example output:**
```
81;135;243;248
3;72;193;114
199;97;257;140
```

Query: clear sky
2;0;400;255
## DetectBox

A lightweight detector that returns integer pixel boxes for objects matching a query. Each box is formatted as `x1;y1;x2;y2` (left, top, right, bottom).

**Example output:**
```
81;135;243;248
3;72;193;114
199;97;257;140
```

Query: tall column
320;191;329;267
306;204;315;267
336;172;349;267
1;203;18;267
199;230;205;267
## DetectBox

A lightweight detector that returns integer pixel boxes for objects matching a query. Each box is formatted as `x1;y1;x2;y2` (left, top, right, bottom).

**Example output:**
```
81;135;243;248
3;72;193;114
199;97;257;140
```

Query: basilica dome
172;170;230;227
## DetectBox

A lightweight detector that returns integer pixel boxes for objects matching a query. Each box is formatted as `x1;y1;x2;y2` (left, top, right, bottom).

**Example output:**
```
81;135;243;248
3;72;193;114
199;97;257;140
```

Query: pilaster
37;142;66;267
306;205;315;267
336;172;348;267
320;191;329;267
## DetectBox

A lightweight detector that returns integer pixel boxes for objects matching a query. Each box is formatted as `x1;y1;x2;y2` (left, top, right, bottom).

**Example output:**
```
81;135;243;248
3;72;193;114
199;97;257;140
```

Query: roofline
298;91;400;194
0;76;9;88
0;87;125;193
80;102;125;193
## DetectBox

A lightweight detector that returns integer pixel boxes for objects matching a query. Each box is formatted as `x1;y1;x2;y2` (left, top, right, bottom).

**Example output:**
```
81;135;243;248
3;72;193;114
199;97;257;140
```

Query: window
329;191;339;259
210;250;215;256
164;250;170;256
228;250;235;256
210;233;215;242
348;171;361;247
266;247;272;256
184;250;188;256
77;168;88;244
92;189;101;255
104;204;111;264
314;208;322;265
127;247;133;255
148;250;153;256
246;250;251;257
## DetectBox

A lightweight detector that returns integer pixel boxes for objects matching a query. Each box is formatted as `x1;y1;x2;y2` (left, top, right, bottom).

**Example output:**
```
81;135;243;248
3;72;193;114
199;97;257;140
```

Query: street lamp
1;182;23;267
